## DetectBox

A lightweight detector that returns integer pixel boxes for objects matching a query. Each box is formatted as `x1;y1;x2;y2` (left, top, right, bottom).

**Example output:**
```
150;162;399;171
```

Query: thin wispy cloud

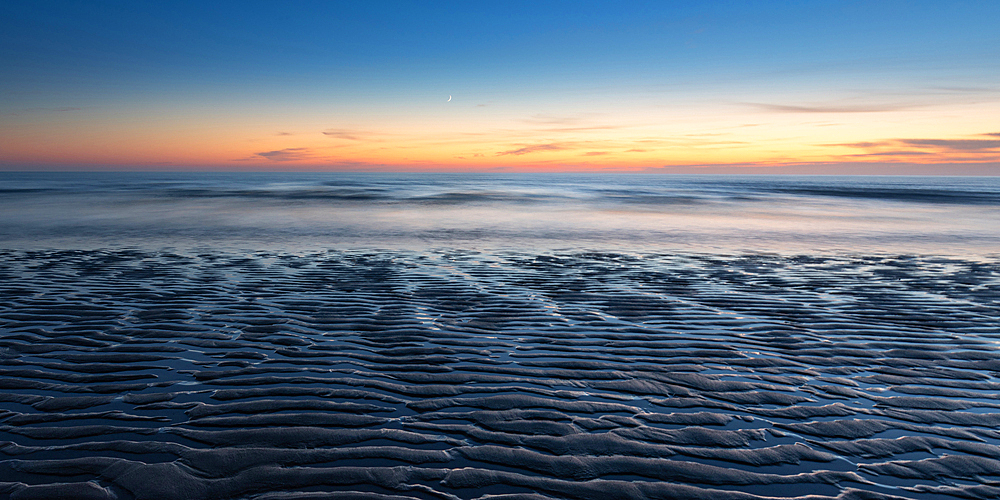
1;106;82;117
496;143;567;156
747;103;913;113
516;114;624;134
929;86;998;94
520;114;585;125
538;125;624;133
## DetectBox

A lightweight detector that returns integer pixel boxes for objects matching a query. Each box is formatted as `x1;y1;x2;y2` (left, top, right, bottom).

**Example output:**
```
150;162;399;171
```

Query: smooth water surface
2;172;998;256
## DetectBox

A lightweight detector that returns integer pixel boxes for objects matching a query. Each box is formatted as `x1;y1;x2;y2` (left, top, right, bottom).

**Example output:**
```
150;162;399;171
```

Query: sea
1;172;999;500
1;172;998;256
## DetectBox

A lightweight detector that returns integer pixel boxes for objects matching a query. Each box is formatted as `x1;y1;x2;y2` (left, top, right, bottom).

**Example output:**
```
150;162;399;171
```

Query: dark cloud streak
256;147;311;161
828;135;1000;154
849;151;933;157
900;139;1000;151
827;141;890;148
322;130;367;140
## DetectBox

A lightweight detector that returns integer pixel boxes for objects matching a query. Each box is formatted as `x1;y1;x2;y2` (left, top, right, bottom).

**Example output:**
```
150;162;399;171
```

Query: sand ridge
1;249;998;499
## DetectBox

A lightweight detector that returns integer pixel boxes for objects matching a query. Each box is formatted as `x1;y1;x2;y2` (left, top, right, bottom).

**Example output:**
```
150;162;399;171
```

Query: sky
1;1;999;173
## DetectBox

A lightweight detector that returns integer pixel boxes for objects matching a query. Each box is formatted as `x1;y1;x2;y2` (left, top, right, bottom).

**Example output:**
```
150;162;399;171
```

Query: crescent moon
447;95;452;102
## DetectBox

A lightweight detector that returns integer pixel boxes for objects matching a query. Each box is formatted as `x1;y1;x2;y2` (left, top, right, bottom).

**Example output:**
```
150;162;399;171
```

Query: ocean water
2;173;1000;499
1;172;998;256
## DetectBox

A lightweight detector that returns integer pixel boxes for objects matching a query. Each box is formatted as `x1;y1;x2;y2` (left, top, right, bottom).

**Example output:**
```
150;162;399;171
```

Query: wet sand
1;249;999;499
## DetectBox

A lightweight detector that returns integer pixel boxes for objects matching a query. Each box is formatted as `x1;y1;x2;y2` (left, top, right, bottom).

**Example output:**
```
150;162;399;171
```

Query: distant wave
165;187;396;201
3;173;998;206
768;186;1000;205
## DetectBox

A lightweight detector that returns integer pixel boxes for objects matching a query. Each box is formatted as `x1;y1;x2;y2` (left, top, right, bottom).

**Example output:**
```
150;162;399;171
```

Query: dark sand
1;249;999;499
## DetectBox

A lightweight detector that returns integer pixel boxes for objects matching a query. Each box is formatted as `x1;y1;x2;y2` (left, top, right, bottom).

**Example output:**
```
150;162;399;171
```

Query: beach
1;173;999;499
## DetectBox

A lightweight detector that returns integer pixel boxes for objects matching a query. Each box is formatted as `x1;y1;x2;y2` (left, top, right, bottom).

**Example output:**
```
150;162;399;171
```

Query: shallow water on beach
1;174;1000;499
1;172;998;257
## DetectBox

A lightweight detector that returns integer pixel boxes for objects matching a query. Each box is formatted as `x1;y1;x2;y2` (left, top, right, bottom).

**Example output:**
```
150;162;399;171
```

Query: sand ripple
1;249;999;499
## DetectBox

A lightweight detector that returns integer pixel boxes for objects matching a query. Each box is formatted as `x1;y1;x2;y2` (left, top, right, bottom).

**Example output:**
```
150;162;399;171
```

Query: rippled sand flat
1;249;999;500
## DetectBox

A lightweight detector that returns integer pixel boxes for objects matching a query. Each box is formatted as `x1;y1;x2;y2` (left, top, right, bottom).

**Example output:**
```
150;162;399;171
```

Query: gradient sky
2;1;999;173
